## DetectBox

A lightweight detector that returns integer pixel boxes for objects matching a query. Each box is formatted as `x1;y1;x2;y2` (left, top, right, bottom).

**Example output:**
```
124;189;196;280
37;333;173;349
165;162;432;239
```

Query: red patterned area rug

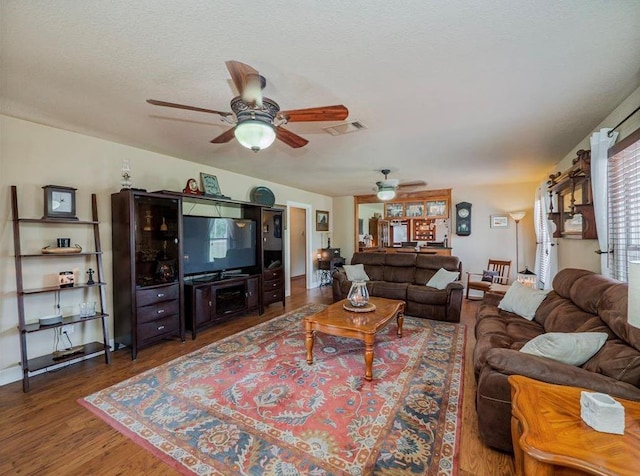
79;304;466;475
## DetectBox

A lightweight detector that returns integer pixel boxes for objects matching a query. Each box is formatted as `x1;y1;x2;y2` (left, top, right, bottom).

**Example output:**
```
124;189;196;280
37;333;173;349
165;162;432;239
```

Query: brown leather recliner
473;268;640;452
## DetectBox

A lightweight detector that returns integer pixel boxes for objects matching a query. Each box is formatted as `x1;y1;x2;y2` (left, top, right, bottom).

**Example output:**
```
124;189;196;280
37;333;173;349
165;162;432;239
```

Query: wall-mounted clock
43;185;77;220
455;202;471;236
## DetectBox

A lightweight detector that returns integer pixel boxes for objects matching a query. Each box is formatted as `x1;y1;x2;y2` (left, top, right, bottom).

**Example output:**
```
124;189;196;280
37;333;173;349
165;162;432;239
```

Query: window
608;128;640;281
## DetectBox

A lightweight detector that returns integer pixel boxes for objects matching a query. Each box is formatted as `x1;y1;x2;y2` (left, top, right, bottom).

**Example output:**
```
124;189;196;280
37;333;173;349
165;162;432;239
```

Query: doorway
285;201;312;295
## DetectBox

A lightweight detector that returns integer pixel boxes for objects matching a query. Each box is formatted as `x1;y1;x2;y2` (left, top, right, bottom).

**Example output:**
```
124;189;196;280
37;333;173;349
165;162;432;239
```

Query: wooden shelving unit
11;185;112;392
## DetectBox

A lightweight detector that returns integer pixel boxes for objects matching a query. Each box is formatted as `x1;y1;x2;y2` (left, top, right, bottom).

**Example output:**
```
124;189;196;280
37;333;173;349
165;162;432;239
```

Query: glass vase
347;280;369;307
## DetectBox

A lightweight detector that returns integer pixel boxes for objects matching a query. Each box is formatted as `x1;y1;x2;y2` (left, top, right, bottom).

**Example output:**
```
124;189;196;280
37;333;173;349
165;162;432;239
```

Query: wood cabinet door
246;276;260;310
193;286;213;327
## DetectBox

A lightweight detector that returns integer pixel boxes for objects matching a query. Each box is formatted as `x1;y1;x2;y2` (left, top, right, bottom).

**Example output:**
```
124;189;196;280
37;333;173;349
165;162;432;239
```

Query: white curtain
590;128;618;277
534;181;557;290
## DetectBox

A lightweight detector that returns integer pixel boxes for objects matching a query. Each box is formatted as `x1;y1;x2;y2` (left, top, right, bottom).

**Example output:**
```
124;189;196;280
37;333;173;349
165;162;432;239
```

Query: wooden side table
509;375;640;475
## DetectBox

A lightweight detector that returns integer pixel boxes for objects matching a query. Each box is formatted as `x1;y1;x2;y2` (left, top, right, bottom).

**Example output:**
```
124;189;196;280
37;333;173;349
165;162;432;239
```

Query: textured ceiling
2;1;640;196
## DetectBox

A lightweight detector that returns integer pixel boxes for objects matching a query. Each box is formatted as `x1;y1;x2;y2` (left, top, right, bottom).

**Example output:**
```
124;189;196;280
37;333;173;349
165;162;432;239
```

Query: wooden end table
509;375;640;475
305;297;405;381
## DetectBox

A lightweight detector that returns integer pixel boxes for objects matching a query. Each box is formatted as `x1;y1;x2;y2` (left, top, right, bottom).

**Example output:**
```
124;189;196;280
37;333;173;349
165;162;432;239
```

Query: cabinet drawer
136;284;179;307
263;289;284;305
263;268;282;281
264;278;282;291
137;299;179;324
138;314;179;344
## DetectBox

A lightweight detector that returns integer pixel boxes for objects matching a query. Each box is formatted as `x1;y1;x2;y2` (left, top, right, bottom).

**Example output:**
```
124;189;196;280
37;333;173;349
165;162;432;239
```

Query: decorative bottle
347;280;369;307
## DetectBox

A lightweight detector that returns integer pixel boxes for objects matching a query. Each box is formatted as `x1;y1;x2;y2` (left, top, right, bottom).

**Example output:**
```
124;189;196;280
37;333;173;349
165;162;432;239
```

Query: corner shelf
11;185;112;392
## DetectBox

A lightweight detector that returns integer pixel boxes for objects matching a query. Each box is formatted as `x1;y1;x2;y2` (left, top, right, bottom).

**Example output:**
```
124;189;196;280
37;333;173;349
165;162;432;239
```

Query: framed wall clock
43;185;77;220
455;202;471;236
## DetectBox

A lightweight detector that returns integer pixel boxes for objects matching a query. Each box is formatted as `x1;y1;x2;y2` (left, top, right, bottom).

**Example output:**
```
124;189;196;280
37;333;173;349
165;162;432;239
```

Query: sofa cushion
370;281;408;300
426;268;459;290
414;254;461;285
498;281;549;320
520;332;608;366
583;339;640;386
407;284;449;305
382;253;416;283
351;252;386;281
343;264;370;281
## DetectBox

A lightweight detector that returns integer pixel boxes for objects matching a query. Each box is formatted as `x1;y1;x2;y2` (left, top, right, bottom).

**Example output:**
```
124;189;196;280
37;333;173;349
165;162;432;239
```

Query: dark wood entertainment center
111;189;284;358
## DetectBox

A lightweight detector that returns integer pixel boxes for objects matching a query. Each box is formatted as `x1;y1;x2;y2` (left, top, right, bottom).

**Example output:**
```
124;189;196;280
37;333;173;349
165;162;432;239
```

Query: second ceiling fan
375;169;427;200
147;60;349;152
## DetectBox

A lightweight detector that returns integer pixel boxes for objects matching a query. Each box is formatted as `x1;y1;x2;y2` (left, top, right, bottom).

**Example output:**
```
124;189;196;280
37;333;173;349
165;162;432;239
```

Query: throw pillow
343;264;370;281
481;270;500;282
498;281;549;320
426;268;459;290
520;332;608;366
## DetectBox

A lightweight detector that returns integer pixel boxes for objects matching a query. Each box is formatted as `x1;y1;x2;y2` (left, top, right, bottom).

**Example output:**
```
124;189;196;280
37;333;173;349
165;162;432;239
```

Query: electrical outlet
61;324;74;334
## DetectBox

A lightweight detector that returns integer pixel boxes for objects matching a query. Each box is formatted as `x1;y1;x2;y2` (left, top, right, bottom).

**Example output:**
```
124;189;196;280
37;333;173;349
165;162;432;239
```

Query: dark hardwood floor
0;281;514;475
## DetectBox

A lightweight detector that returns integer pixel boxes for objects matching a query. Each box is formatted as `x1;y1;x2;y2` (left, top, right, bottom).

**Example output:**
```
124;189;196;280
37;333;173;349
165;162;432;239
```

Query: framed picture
384;202;404;218
200;173;221;196
426;200;447;218
316;210;329;231
490;215;509;228
405;201;424;217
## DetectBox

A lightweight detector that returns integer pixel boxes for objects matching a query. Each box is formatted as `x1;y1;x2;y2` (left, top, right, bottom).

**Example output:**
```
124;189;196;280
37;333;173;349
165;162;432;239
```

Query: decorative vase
347;280;369;307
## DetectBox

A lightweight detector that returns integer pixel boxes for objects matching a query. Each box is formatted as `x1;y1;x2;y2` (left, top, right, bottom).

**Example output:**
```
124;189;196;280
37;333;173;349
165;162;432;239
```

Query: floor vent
323;120;367;136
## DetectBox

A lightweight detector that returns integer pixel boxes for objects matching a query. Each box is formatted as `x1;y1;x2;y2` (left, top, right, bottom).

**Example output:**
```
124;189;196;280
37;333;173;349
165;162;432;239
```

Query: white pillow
426;268;459;290
520;332;608;366
343;263;370;281
498;281;549;320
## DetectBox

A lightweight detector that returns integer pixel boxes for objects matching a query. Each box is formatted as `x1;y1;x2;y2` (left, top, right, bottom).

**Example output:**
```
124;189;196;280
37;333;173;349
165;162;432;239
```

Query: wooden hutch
355;189;452;255
547;149;597;239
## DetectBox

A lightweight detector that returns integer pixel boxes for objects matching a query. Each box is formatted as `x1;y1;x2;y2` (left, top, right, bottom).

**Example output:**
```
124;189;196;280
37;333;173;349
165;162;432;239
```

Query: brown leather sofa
332;252;463;322
474;268;640;452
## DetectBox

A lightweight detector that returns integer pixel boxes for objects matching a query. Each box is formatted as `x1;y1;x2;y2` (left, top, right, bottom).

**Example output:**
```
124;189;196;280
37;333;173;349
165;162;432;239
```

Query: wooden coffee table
305;297;405;381
509;375;640;475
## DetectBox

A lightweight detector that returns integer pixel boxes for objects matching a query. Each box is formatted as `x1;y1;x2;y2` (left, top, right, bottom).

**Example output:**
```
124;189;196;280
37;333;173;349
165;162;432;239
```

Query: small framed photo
405;201;424;217
426;200;447;218
384;202;404;218
490;215;509;228
200;173;221;196
316;210;329;231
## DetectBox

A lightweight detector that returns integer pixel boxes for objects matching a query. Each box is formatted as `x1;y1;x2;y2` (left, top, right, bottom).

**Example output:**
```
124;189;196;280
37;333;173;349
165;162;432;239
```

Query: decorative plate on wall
250;186;275;207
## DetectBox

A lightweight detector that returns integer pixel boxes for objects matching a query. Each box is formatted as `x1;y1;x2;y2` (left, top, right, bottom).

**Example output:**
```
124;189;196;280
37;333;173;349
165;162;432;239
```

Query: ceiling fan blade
225;60;263;106
146;99;232;117
210;127;237;144
276;127;309;148
398;180;428;189
278;105;349;122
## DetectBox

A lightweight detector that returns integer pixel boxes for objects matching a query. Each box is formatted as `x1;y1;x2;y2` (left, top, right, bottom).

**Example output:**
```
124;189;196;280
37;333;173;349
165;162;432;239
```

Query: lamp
509;211;526;274
377;186;396;201
628;261;640;329
234;120;276;152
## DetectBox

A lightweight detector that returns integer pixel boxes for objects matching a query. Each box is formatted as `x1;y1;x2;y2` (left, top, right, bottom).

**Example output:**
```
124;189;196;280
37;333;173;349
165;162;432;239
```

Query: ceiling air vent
323;120;367;136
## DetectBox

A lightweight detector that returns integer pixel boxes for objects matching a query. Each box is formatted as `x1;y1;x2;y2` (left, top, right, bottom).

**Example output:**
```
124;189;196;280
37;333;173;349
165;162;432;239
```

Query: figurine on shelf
143;210;153;231
183;178;202;195
86;268;95;285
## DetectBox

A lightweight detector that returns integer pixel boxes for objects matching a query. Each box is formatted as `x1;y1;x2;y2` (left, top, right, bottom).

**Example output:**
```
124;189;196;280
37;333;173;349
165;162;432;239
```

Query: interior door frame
285;201;312;295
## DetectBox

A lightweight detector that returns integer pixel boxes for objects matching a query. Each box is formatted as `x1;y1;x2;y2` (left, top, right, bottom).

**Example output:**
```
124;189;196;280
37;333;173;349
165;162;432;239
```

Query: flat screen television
183;216;256;276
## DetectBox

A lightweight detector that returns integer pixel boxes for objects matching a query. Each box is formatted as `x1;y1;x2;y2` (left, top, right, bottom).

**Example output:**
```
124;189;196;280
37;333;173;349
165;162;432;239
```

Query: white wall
0;115;334;385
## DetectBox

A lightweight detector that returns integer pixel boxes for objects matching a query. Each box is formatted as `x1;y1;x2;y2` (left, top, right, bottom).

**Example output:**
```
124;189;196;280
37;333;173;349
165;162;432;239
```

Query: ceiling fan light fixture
377;186;396;201
234;120;276;152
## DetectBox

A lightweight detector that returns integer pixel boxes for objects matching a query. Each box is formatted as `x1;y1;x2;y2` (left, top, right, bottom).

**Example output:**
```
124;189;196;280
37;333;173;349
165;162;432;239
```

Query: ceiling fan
146;60;349;152
375;169;427;200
